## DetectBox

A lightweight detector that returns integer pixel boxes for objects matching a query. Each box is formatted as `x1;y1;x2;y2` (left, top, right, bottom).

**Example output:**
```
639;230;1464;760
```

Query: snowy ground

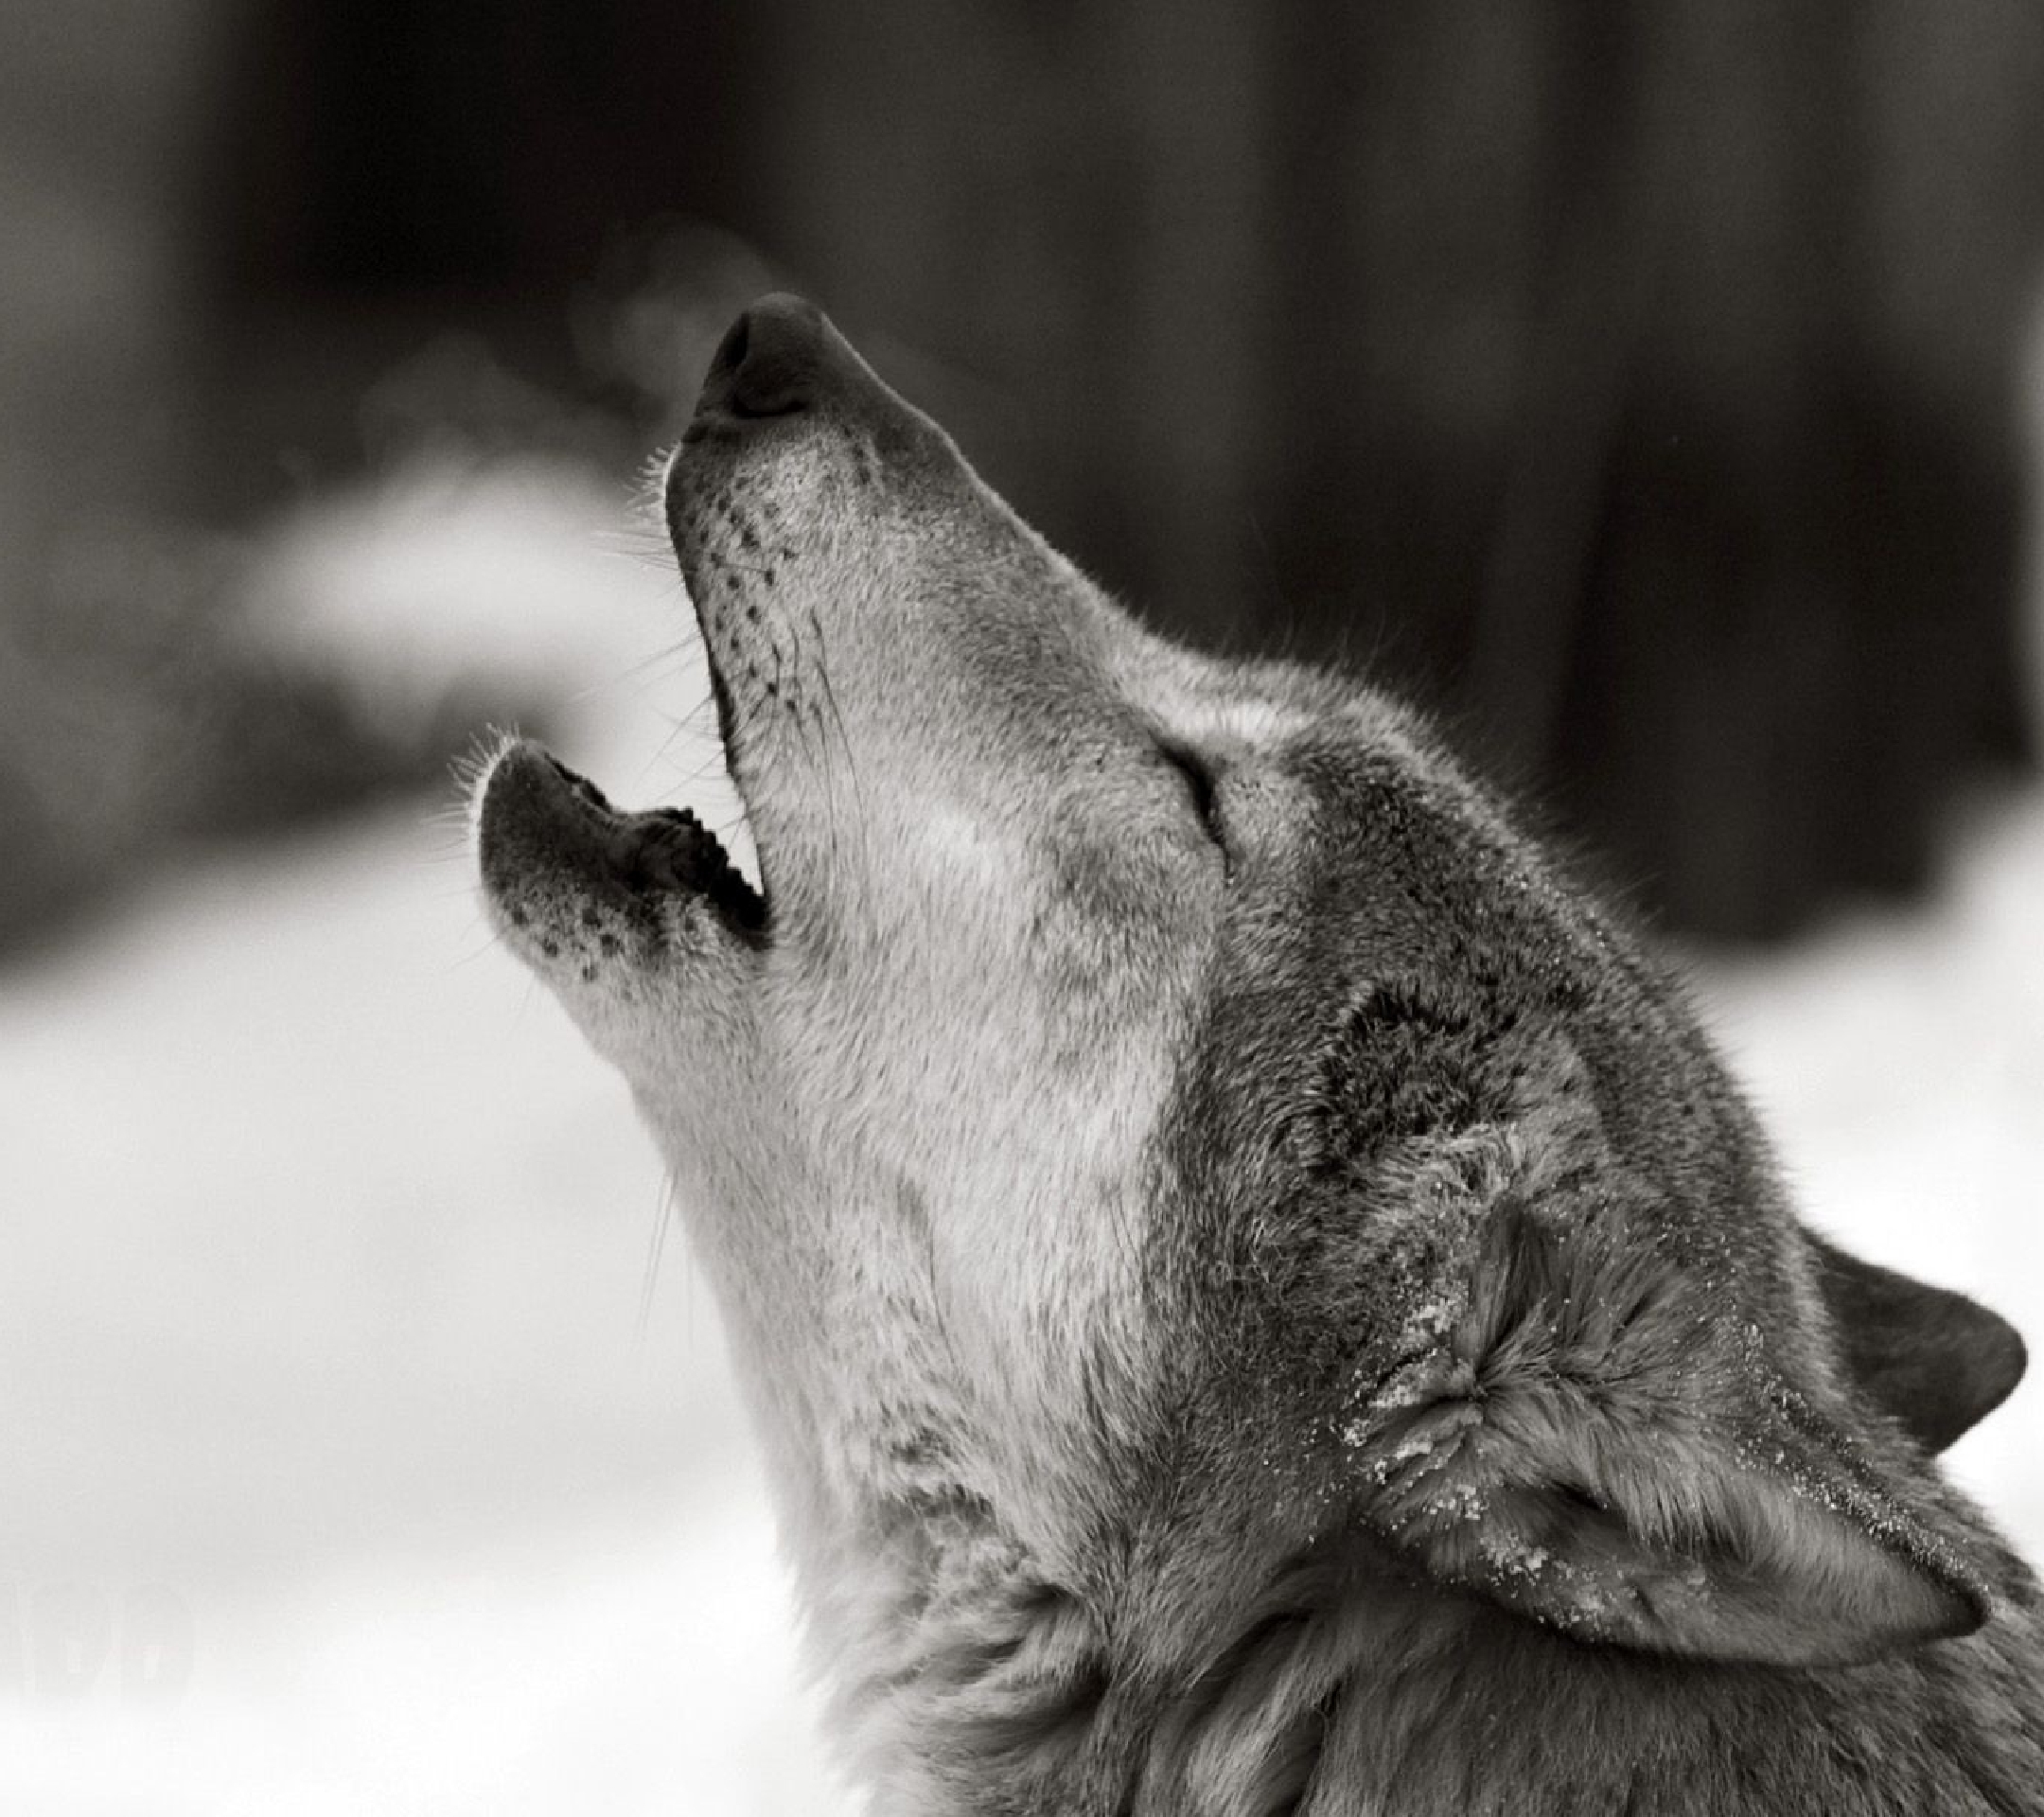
4;462;2040;1814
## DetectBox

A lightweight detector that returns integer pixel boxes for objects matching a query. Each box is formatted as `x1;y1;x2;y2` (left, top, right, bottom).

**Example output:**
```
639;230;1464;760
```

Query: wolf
474;295;2042;1813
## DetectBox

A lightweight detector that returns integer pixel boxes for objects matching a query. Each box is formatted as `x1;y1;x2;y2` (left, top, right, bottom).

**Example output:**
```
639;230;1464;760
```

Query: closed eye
1158;740;1225;849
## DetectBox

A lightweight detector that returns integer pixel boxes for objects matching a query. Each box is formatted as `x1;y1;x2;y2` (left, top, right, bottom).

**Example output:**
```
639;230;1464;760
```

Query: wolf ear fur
1807;1232;2027;1454
1357;1203;1988;1667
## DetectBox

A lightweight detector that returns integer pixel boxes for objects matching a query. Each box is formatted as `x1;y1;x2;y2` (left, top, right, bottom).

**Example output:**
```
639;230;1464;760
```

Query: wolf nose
696;293;826;420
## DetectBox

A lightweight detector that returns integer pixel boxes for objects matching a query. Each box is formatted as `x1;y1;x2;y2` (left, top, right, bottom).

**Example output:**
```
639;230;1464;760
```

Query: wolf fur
475;295;2041;1813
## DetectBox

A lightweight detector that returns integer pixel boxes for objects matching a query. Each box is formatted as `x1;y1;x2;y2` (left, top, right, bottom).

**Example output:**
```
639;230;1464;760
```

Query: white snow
1694;787;2044;1536
3;457;2038;1814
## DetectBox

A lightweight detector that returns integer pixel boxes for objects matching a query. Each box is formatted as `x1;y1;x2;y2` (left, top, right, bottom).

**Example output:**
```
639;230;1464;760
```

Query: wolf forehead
1169;721;1746;1188
1155;737;1774;1299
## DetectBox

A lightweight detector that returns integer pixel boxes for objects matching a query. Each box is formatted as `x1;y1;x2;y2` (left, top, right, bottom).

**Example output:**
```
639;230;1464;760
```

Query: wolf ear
1807;1232;2027;1454
1356;1203;1989;1667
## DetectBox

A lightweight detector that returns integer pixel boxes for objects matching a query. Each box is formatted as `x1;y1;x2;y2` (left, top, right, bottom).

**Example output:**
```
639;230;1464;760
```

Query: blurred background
4;4;2043;1812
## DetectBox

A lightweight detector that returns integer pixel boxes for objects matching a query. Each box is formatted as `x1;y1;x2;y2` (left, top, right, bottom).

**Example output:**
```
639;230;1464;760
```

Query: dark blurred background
7;0;2042;945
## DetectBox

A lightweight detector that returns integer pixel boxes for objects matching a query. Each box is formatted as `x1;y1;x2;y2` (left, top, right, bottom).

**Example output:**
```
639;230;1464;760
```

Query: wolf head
476;297;2028;1791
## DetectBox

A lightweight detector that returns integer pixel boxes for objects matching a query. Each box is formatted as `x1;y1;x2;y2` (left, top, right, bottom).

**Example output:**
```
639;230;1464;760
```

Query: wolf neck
826;1530;2038;1817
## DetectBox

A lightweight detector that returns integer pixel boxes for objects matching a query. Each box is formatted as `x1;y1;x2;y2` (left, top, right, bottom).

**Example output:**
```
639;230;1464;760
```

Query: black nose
696;293;826;419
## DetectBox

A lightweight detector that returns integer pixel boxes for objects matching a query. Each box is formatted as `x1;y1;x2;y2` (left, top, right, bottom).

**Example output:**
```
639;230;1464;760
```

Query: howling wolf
475;296;2040;1814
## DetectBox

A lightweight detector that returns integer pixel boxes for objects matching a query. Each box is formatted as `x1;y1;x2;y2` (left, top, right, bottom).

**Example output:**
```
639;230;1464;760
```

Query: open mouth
478;294;850;961
473;420;774;957
476;736;767;947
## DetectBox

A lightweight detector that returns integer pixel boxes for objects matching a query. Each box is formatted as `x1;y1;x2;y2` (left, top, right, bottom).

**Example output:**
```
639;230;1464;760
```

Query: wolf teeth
623;807;767;930
525;748;763;931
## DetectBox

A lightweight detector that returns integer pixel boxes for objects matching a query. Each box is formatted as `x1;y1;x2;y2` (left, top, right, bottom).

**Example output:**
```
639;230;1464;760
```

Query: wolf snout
691;292;831;423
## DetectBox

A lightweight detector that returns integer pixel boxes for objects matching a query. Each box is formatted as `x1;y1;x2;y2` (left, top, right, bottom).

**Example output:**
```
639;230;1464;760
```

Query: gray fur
474;295;2042;1813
